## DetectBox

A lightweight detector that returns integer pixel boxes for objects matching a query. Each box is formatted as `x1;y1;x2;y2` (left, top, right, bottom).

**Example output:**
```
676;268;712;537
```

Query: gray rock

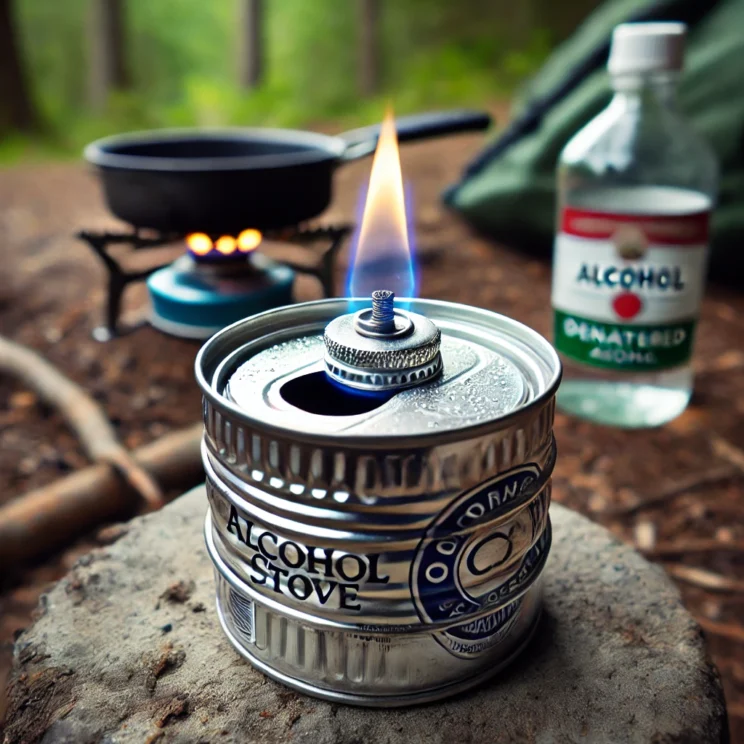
3;486;727;744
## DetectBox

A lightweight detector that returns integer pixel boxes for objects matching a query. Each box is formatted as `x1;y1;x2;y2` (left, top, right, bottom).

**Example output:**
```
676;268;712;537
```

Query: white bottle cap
608;22;687;75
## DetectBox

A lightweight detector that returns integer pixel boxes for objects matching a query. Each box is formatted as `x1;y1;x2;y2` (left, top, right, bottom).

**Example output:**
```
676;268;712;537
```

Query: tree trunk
0;0;37;133
88;0;128;111
358;0;380;97
238;0;263;89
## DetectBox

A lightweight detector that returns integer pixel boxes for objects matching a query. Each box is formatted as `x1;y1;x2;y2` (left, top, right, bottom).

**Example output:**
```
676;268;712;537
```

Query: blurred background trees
2;0;599;162
0;0;38;136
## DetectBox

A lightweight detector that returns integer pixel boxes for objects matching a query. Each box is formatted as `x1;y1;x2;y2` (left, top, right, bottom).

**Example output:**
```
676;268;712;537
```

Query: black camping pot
84;110;491;235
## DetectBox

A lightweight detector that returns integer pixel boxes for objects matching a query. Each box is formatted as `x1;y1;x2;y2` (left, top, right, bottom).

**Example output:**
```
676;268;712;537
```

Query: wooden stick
662;563;744;593
0;423;204;568
602;466;739;517
696;616;744;644
0;334;163;508
710;433;744;473
642;539;744;559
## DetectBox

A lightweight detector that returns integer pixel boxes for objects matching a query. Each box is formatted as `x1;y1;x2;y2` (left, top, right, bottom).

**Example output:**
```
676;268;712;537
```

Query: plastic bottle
551;22;718;427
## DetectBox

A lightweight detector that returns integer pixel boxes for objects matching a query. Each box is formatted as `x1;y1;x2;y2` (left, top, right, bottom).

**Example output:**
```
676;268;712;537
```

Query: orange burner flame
215;235;237;255
187;232;213;256
237;229;262;252
186;229;263;257
348;106;414;299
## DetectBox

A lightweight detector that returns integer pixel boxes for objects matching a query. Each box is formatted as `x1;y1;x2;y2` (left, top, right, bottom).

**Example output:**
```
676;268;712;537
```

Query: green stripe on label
553;310;696;371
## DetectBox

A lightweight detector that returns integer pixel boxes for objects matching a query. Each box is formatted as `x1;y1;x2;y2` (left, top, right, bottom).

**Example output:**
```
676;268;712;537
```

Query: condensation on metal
195;297;561;705
212;298;559;438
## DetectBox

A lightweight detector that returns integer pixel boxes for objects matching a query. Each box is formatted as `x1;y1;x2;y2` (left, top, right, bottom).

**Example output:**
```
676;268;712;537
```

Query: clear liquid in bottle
551;23;718;428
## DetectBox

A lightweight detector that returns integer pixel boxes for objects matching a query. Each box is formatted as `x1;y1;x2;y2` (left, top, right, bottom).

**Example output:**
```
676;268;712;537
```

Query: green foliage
7;0;574;162
16;0;88;121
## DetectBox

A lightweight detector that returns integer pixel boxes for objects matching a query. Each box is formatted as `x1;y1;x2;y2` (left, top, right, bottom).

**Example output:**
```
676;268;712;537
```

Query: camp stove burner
78;224;351;341
147;252;294;341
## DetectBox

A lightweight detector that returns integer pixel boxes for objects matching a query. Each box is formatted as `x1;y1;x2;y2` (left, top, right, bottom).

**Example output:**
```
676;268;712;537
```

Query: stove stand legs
91;274;125;343
90;269;149;342
317;226;350;298
77;231;161;342
277;225;351;299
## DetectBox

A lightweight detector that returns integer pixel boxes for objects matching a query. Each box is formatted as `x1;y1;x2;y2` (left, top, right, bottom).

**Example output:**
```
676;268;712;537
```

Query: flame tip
347;106;415;300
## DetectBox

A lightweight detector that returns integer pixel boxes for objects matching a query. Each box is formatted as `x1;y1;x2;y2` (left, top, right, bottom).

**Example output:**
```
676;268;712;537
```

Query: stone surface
2;486;727;744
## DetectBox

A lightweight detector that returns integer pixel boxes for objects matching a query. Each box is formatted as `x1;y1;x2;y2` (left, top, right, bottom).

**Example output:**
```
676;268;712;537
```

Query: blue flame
345;182;417;309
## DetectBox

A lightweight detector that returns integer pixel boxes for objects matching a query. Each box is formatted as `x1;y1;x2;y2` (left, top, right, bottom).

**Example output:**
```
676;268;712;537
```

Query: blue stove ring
147;254;294;340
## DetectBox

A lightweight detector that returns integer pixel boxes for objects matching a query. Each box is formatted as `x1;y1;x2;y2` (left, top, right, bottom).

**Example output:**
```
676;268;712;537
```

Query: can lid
608;22;686;76
197;298;560;443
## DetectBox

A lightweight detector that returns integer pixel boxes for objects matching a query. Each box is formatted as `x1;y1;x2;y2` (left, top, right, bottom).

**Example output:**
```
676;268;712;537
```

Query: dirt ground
1;122;743;741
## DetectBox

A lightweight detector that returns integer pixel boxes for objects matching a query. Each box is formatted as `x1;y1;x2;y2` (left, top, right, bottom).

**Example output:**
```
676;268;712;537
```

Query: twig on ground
663;563;744;593
0;423;204;567
642;539;744;558
0;334;163;508
710;433;744;473
696;616;744;644
601;466;739;517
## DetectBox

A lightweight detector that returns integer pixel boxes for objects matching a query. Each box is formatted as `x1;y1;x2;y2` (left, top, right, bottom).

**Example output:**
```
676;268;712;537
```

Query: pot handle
338;109;492;162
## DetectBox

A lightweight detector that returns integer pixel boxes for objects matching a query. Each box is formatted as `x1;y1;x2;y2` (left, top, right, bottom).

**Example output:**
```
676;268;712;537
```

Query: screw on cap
608;22;687;75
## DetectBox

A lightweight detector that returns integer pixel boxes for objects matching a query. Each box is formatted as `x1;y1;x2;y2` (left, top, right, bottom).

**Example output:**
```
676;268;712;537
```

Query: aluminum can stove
196;293;561;706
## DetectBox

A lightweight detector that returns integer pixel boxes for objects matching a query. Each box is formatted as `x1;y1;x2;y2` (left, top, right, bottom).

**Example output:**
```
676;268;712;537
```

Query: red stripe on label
561;207;709;245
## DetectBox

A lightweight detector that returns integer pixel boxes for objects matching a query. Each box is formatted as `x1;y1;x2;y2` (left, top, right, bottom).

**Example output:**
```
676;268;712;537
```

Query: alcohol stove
196;291;560;706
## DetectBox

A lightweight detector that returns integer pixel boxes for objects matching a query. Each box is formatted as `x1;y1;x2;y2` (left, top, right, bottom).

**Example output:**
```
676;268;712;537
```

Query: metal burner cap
324;291;442;392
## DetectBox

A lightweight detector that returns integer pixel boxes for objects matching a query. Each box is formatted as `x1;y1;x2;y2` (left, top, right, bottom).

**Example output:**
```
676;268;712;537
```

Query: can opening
280;371;394;416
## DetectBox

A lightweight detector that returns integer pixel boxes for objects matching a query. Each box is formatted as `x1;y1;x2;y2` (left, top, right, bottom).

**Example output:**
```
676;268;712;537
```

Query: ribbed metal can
195;297;560;706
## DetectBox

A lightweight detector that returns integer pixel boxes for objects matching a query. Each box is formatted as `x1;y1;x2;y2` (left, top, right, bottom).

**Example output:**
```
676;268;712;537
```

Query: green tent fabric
445;0;744;280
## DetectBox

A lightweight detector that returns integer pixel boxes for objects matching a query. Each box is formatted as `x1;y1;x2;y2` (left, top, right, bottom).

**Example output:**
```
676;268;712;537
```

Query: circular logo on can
411;464;550;658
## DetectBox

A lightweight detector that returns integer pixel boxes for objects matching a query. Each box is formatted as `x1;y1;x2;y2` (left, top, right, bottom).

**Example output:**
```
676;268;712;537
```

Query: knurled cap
324;308;442;392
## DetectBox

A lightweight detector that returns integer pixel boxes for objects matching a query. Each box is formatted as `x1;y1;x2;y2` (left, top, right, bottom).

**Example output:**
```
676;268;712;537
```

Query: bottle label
552;206;709;371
